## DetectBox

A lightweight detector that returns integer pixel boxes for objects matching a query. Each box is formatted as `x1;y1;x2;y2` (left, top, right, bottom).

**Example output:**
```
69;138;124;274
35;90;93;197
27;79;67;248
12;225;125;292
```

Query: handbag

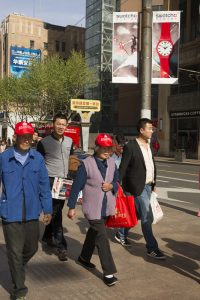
150;191;164;224
106;184;138;228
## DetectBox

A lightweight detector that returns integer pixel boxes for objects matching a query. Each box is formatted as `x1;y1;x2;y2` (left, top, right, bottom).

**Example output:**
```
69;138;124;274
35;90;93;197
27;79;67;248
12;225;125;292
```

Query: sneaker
103;275;118;286
77;256;96;269
115;232;131;247
57;249;68;261
147;249;166;260
42;237;54;247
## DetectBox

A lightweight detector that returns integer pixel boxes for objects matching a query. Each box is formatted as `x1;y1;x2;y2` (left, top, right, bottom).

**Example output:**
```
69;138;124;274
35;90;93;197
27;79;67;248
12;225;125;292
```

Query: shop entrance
177;130;198;159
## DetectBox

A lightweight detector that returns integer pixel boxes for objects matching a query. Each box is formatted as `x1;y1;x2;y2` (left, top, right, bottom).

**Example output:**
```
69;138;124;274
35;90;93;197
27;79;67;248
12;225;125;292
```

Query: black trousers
42;198;67;250
2;220;39;298
80;219;117;276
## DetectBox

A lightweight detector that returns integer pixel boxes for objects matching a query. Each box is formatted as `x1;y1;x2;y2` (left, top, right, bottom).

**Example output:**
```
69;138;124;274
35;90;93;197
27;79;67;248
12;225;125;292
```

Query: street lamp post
140;0;152;119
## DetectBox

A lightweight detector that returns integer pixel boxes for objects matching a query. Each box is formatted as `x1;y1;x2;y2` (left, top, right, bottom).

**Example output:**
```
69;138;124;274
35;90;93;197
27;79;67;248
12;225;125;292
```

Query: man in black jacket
115;118;165;260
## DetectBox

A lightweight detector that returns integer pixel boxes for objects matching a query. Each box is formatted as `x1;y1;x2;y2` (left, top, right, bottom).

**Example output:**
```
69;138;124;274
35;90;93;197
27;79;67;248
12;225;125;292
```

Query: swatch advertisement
112;12;139;83
152;11;181;84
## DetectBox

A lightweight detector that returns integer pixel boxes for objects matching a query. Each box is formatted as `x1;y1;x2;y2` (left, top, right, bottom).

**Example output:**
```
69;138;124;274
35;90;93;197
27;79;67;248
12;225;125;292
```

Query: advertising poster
112;12;139;83
10;46;41;78
152;11;181;84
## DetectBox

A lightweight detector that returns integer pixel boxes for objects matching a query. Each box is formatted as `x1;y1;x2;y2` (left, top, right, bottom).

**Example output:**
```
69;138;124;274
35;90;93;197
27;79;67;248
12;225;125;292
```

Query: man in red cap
0;121;52;300
67;133;119;286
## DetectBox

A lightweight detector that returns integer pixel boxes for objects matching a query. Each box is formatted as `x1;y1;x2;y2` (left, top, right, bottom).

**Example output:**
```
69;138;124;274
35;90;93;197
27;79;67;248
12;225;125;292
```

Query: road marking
158;169;196;176
158;197;190;204
157;175;198;183
157;164;171;168
157;186;200;204
157;180;169;183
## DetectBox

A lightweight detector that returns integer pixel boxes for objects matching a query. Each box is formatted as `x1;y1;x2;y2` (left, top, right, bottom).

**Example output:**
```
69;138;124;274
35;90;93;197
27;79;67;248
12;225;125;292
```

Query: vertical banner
10;47;41;78
152;11;181;84
112;12;139;83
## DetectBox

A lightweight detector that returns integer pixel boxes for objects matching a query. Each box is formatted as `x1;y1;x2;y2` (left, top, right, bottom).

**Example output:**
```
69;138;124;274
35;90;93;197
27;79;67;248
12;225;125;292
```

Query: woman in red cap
67;133;119;286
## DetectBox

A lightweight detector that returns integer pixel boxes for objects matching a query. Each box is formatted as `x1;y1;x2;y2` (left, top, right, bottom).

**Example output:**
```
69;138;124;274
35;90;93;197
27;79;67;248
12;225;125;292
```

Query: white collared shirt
136;138;154;183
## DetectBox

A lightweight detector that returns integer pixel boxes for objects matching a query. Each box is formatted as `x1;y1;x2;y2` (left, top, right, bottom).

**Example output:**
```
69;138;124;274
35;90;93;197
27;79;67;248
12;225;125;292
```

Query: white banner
152;11;181;84
112;12;139;83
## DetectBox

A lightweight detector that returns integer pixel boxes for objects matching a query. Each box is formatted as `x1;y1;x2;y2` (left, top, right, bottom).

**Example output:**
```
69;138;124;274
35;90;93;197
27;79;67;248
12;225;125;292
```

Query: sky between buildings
0;0;86;27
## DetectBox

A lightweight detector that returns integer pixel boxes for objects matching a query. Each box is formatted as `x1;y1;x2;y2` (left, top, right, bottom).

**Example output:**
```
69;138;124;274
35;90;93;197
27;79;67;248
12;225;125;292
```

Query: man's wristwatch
156;22;174;78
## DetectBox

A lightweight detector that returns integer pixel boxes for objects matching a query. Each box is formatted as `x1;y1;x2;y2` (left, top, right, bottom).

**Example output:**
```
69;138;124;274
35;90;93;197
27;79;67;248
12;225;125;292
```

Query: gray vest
82;156;116;220
40;134;72;178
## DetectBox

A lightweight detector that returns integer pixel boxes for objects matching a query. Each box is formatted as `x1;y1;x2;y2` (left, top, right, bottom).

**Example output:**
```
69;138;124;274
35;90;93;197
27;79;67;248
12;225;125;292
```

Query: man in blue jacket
0;121;52;300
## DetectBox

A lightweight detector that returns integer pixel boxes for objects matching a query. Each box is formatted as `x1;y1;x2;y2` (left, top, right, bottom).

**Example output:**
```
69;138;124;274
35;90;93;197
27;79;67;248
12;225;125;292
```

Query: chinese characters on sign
10;46;41;78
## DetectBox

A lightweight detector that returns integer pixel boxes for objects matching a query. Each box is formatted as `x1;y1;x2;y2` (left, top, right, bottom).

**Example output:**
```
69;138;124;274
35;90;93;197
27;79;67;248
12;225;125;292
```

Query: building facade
86;0;200;159
0;13;85;138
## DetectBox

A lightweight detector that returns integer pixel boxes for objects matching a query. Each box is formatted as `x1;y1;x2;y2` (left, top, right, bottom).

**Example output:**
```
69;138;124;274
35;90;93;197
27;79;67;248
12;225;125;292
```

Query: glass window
62;42;66;52
44;42;48;50
30;40;34;49
55;40;59;52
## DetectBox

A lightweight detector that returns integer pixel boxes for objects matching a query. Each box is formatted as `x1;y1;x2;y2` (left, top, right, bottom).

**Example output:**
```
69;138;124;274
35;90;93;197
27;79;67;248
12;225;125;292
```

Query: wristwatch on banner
156;22;174;78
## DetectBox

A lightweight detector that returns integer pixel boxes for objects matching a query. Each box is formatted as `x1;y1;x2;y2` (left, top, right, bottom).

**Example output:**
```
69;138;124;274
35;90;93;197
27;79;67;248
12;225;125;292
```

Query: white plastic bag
150;191;164;224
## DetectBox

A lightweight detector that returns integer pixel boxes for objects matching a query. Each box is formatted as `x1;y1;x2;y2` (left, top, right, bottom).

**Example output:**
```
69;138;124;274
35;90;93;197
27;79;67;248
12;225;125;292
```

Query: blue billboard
10;46;41;78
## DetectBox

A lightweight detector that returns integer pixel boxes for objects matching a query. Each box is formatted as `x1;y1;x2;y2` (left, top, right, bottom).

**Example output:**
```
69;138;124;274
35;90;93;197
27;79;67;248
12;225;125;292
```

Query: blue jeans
118;184;158;252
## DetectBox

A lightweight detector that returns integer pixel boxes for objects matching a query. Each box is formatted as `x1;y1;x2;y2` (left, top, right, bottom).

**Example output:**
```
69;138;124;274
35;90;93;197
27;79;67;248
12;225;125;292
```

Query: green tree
0;51;98;128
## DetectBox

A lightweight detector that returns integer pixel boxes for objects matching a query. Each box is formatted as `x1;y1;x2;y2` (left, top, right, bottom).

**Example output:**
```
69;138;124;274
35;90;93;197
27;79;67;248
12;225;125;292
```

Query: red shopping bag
106;185;138;228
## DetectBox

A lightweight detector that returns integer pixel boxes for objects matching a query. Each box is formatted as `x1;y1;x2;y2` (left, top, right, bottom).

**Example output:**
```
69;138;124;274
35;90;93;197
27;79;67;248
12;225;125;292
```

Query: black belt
146;182;153;186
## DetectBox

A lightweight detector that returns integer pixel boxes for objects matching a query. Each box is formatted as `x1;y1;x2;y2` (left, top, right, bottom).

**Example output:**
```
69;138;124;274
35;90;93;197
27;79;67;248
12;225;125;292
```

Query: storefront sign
70;99;100;112
170;110;200;118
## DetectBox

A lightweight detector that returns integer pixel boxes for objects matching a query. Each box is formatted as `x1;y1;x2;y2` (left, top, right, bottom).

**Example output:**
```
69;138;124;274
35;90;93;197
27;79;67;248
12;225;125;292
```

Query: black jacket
119;139;156;197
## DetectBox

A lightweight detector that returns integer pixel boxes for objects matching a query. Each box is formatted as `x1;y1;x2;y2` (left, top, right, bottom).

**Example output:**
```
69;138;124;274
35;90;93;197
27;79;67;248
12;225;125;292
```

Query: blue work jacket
0;147;52;222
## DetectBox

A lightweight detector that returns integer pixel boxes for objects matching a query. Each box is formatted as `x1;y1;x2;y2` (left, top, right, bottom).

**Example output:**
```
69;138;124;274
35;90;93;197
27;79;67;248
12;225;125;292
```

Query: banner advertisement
112;12;139;83
152;11;181;84
10;46;41;78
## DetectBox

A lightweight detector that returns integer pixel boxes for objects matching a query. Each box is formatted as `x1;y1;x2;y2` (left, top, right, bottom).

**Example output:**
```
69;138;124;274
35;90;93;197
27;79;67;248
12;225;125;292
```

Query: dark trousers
80;219;117;276
42;198;67;250
2;220;39;298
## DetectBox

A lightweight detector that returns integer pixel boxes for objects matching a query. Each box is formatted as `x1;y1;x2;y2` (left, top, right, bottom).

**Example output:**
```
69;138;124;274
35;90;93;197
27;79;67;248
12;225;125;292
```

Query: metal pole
140;0;152;119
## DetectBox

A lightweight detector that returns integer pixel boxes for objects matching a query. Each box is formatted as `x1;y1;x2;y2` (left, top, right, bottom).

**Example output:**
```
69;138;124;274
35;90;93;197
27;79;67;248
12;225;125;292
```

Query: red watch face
157;40;173;56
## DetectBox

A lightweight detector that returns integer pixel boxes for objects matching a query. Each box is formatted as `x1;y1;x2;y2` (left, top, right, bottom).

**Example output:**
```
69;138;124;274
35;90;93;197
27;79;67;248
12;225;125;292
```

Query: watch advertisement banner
112;12;139;83
10;46;41;78
152;11;181;84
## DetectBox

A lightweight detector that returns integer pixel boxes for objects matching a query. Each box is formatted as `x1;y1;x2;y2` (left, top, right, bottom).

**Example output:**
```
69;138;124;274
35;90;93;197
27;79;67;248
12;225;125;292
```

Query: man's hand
68;208;76;220
102;182;113;192
43;214;52;225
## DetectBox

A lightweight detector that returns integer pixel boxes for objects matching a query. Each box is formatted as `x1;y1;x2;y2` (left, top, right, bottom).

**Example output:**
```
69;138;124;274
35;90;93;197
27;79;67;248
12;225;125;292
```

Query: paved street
0;160;199;300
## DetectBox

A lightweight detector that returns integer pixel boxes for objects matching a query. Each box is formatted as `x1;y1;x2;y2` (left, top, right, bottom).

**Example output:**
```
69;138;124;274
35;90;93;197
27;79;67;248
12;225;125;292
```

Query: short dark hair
115;135;126;146
53;113;67;123
136;118;153;133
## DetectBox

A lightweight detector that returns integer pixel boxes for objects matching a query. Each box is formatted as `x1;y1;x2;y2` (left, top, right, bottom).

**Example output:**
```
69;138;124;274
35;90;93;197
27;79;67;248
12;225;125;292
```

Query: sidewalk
0;202;199;300
155;156;200;166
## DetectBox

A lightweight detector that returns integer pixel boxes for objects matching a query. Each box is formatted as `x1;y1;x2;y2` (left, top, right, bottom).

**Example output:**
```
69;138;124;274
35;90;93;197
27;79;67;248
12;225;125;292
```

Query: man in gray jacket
37;113;73;261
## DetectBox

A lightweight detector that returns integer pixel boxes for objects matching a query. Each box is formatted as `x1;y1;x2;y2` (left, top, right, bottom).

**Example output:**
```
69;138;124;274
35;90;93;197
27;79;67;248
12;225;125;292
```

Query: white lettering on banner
153;11;180;22
170;111;200;118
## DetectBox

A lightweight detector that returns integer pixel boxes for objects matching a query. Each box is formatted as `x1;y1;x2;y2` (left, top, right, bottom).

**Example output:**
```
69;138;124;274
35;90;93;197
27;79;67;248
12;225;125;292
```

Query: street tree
0;51;97;128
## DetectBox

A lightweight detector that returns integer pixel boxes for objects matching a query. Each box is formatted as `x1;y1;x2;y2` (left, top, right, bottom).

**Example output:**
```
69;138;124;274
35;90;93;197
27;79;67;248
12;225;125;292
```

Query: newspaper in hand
52;177;73;200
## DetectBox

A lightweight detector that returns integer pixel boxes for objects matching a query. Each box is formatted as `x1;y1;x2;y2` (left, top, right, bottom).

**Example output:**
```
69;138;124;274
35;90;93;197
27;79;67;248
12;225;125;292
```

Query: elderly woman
67;133;119;286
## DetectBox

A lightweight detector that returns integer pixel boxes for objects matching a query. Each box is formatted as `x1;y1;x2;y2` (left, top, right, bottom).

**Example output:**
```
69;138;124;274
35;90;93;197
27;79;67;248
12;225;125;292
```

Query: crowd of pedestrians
0;116;198;299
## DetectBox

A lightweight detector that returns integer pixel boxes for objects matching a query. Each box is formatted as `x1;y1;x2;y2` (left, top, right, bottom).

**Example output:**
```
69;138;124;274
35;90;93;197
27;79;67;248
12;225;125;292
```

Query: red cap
14;121;34;135
95;134;113;147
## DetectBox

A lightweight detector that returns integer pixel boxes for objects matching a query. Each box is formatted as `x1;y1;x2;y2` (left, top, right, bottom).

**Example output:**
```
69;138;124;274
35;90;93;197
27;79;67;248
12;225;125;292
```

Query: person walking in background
0;121;52;300
112;135;126;169
67;134;119;286
37;113;73;261
115;118;166;260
